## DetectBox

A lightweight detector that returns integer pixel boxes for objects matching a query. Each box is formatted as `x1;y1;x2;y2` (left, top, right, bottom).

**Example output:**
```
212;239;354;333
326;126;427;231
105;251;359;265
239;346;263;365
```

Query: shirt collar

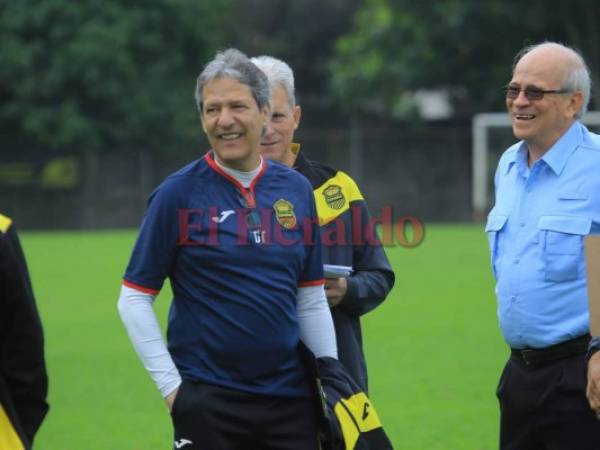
291;142;307;170
504;143;527;176
504;121;583;176
291;142;301;156
541;121;583;175
213;154;263;188
204;150;267;196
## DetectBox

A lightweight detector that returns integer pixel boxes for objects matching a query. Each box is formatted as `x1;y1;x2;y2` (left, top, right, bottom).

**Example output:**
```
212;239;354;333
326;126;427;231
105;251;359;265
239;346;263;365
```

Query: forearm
117;285;181;397
297;285;338;358
339;268;395;315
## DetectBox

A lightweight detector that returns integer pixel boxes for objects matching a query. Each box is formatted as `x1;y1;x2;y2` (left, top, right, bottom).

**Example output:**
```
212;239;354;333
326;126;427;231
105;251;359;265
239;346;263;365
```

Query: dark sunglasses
238;193;262;230
503;85;571;101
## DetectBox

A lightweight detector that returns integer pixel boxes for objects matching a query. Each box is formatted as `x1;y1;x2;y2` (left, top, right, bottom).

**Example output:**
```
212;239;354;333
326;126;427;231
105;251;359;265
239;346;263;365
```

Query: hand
586;352;600;414
165;386;179;412
325;277;347;308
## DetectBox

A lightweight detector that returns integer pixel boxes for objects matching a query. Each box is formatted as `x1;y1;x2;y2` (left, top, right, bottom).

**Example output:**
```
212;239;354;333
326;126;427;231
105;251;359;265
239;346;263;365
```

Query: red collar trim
204;151;268;207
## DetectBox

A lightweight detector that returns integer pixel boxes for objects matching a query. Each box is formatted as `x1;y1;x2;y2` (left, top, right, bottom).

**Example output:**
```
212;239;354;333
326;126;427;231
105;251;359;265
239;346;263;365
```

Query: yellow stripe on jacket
0;404;25;450
313;171;364;226
334;392;384;450
0;214;12;234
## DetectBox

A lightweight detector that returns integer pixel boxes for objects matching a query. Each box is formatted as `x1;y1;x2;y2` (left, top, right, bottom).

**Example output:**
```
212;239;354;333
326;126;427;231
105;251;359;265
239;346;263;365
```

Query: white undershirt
118;284;336;398
118;286;180;397
118;161;337;398
214;156;263;188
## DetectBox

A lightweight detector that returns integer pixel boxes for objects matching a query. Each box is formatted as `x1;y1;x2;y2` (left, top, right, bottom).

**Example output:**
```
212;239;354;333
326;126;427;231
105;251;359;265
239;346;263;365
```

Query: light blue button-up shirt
486;121;600;349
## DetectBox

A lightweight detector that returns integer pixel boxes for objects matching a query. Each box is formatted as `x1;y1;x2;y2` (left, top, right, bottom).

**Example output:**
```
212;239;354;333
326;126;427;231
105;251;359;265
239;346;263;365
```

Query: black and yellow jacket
293;146;395;392
0;214;48;450
299;342;393;450
318;356;393;450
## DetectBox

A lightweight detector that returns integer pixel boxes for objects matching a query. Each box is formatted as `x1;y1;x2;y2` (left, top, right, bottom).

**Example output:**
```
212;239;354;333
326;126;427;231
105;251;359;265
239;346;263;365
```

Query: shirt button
511;296;516;302
520;222;525;227
514;259;520;264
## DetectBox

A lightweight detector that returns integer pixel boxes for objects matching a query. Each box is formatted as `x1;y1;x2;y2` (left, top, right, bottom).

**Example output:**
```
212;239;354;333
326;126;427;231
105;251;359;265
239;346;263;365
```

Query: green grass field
21;224;506;450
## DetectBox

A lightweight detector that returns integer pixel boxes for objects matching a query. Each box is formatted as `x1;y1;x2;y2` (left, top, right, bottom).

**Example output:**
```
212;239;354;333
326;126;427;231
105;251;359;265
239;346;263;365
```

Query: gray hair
195;48;271;112
250;55;296;108
513;41;591;118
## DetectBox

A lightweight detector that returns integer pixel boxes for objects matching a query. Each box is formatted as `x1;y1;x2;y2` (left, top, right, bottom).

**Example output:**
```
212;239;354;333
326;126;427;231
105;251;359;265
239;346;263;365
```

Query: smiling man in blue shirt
486;41;600;449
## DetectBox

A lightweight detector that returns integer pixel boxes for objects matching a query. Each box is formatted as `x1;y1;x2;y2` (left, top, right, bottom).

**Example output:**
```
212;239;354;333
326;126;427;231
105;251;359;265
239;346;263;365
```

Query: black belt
511;335;590;366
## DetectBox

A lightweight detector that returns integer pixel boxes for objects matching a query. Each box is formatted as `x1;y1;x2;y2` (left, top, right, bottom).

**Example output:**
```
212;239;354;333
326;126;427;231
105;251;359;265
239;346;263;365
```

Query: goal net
471;111;600;219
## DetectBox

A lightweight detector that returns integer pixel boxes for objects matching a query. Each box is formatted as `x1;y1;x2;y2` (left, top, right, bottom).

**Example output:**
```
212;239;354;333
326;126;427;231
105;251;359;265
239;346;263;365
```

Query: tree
330;0;600;118
221;0;362;121
0;0;230;153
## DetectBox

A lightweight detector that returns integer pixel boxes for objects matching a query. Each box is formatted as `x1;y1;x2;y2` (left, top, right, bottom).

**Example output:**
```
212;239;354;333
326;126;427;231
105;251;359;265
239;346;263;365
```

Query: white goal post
472;111;600;217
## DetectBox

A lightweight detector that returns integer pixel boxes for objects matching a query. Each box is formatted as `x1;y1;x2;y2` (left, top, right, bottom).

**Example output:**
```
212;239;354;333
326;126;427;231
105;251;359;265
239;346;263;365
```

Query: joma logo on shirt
211;210;235;223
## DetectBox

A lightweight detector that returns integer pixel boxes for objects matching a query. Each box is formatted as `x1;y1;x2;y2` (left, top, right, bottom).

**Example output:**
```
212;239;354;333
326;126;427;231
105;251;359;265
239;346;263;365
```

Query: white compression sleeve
297;285;338;358
117;285;181;397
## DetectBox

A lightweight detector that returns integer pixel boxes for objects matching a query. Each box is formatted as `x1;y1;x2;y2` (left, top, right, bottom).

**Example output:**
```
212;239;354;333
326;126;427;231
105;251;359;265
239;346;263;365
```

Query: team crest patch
273;199;297;229
323;185;345;210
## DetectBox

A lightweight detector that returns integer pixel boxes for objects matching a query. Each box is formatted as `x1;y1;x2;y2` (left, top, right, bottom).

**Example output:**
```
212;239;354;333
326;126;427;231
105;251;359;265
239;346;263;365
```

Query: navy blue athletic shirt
124;151;324;397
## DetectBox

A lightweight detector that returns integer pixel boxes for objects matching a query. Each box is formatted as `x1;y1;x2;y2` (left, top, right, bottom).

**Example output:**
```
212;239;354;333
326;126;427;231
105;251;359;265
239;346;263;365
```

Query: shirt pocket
485;215;508;279
538;215;591;282
557;187;588;201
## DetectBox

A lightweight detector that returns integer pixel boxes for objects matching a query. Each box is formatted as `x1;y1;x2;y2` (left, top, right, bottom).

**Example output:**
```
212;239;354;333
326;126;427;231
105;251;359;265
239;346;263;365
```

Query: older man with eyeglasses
486;41;600;449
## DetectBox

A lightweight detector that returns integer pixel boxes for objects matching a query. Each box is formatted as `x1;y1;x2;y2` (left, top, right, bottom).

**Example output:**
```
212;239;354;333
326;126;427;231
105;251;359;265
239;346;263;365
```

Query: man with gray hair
251;55;394;394
485;41;600;449
118;48;337;450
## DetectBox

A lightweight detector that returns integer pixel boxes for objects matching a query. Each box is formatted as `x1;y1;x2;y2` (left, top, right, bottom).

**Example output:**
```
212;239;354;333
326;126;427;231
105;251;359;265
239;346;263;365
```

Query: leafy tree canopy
0;0;229;152
330;0;600;119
